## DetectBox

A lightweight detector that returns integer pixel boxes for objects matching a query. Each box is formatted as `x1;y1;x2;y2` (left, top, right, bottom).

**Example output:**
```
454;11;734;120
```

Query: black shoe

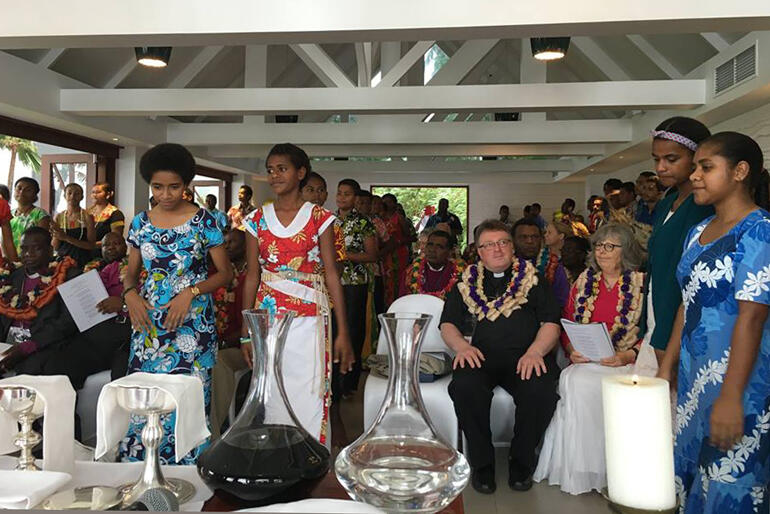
471;465;496;494
509;473;533;491
508;460;533;491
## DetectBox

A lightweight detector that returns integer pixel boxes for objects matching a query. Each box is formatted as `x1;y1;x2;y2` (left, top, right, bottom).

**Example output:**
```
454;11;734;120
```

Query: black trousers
448;346;559;474
16;318;131;390
342;283;369;393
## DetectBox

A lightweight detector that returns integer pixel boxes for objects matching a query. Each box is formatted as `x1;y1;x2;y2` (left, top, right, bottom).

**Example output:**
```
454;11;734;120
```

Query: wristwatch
189;285;201;297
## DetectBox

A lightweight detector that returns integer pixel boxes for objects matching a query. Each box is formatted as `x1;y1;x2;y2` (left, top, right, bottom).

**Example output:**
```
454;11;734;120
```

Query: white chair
76;370;112;446
362;294;459;448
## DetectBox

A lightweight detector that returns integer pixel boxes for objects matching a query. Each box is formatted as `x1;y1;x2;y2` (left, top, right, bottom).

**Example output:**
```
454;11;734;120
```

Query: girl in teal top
10;177;51;253
641;117;714;353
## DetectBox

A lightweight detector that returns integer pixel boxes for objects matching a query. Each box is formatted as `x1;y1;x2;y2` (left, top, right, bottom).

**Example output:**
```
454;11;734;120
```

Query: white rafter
61;80;705;116
377;40;435;87
626;35;683;79
701;32;730;51
167;119;632;146
427;39;499;85
168;46;226;88
202;143;606;158
37;48;65;68
1;2;767;48
288;43;354;88
571;36;630;81
312;157;577;174
103;57;137;88
355;42;372;87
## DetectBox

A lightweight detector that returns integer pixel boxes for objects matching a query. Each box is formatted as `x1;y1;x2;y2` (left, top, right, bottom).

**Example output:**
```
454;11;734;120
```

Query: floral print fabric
120;208;224;464
335;209;375;286
242;202;335;317
674;209;770;513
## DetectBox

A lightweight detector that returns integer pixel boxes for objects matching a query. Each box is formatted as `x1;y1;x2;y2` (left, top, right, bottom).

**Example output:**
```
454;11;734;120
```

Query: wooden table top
202;470;464;513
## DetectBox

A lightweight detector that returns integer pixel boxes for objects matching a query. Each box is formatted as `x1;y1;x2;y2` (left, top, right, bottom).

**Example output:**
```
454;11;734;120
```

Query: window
371;185;469;246
423;44;449;84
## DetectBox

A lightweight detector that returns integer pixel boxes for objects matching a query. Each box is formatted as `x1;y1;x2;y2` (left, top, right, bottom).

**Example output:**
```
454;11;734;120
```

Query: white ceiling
0;1;769;181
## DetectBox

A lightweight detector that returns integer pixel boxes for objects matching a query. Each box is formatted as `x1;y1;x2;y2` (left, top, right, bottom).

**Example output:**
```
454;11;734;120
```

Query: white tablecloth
0;456;213;511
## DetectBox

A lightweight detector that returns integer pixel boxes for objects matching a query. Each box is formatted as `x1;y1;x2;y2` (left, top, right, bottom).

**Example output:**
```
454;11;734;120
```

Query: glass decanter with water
197;309;329;503
335;312;470;513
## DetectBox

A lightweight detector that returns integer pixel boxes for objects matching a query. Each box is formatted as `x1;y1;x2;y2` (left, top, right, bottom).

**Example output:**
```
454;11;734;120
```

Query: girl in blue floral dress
121;144;232;464
658;132;770;512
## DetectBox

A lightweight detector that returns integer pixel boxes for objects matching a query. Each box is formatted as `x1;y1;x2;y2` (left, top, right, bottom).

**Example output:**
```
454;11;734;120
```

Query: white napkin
95;373;210;463
0;469;71;509
0;375;76;474
632;340;659;378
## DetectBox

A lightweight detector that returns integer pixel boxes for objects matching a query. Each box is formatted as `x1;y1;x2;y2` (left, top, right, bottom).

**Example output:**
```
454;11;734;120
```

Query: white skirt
265;316;329;446
534;363;631;495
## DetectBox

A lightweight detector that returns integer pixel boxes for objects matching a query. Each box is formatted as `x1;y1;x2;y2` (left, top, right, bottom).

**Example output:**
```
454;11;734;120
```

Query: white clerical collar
493;272;504;278
427;262;445;272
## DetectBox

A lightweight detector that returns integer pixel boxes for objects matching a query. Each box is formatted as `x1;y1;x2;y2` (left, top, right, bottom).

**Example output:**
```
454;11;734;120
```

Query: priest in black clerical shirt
440;219;561;494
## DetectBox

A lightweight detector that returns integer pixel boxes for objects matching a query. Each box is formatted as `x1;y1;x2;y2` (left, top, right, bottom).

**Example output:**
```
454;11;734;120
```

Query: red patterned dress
242;202;336;445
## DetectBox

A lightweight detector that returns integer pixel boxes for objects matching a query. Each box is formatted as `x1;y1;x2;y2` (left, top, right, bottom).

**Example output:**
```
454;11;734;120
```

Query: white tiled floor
337;373;611;513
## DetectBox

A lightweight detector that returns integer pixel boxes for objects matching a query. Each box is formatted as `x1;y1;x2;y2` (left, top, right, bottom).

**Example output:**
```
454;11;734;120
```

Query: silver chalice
116;386;196;506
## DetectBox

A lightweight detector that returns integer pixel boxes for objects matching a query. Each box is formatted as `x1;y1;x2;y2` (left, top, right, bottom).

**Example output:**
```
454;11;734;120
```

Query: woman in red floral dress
241;144;354;446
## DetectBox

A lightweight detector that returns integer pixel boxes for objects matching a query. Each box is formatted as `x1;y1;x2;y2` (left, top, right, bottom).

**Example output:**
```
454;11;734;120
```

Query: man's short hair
604;178;623;190
531;202;542;210
475;219;512;243
638;171;656;180
355;189;372;198
338;178;361;192
621;182;636;194
22;226;52;246
429;229;454;248
512;217;541;236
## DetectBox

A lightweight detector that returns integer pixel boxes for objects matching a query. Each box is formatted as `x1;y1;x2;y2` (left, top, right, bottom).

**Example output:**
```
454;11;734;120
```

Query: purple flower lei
575;269;635;345
467;258;528;315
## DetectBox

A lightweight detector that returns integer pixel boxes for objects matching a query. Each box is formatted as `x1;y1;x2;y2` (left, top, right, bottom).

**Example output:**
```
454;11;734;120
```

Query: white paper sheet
56;270;116;332
560;318;616;362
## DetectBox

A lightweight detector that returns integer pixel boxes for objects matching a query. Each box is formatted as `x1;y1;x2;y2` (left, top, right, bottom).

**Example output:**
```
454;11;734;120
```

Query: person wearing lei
402;230;464;300
441;219;561;495
513;218;570;307
535;223;646;495
0;227;89;386
538;221;573;283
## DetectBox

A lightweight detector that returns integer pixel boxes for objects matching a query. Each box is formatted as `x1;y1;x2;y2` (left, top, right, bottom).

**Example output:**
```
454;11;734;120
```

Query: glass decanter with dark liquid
197;310;330;503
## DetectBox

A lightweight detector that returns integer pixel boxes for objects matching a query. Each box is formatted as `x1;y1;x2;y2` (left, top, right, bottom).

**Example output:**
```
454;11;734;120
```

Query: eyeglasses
594;242;622;253
478;239;512;251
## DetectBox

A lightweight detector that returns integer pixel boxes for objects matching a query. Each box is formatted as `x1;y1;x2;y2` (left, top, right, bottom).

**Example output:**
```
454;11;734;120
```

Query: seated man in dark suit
0;227;128;389
0;227;81;378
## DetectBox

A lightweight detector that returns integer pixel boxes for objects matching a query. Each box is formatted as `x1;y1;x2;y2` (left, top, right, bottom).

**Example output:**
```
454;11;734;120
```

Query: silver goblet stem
121;411;174;505
15;408;41;471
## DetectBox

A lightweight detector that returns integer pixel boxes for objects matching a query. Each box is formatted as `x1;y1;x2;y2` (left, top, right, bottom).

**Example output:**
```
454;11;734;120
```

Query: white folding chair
362;294;459;448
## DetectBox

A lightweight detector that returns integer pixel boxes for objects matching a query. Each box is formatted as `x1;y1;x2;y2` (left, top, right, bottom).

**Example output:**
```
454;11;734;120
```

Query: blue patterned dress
120;208;224;464
674;209;770;513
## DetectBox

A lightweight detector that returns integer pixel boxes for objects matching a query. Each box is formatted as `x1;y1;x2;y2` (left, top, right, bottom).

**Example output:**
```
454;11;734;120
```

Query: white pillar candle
602;374;676;510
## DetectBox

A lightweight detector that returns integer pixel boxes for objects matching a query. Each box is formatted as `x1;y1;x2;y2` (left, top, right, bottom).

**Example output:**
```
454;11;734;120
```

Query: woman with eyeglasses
535;223;645;495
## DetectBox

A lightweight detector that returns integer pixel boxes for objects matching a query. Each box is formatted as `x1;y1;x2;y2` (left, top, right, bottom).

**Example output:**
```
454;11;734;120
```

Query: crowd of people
0;114;768;513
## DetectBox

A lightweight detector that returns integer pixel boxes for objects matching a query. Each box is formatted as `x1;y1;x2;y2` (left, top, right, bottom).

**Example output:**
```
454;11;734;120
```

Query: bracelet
630;347;640;359
121;287;137;302
189;285;201;297
239;337;251;345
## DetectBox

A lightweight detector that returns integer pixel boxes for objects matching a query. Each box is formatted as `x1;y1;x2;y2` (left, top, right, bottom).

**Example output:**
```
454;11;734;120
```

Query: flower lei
0;256;76;320
457;257;538;321
535;247;559;285
406;256;464;299
573;268;644;351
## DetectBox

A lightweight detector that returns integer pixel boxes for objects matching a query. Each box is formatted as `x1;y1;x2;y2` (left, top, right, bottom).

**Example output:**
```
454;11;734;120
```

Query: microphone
123;488;180;511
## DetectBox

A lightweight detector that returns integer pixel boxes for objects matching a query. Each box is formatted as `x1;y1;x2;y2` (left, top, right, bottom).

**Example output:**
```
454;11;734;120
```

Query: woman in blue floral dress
121;144;232;464
658;132;770;512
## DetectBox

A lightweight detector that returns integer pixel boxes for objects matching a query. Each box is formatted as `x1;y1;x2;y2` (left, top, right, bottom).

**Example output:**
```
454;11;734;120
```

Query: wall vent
715;45;757;96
